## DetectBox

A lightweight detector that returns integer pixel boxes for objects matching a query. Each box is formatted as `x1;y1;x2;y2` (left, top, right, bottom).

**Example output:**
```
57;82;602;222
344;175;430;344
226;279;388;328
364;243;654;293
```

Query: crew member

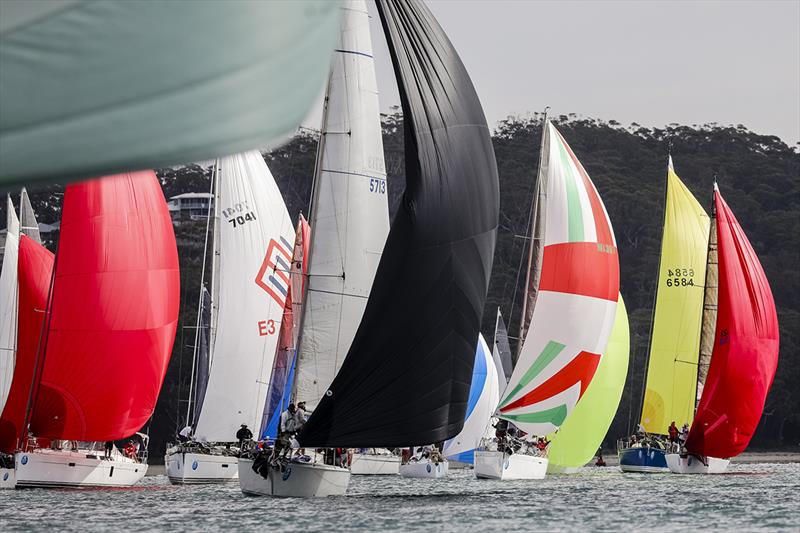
178;425;193;443
236;424;253;449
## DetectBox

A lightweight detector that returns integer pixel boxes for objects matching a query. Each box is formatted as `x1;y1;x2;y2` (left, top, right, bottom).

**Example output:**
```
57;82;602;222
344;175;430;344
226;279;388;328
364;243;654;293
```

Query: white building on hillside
167;193;214;221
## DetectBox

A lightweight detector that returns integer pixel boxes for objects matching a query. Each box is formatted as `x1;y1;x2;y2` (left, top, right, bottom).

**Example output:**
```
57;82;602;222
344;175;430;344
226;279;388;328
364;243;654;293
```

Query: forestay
294;0;390;412
640;158;709;433
195;151;294;443
299;0;499;447
498;122;619;436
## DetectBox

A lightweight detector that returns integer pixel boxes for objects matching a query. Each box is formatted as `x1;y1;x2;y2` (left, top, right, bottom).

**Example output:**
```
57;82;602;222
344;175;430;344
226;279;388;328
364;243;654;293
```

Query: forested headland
6;112;798;459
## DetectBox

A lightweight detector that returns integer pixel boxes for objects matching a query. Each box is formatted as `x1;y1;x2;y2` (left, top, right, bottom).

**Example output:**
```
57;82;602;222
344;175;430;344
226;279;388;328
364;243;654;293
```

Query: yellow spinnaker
548;295;629;468
640;159;710;434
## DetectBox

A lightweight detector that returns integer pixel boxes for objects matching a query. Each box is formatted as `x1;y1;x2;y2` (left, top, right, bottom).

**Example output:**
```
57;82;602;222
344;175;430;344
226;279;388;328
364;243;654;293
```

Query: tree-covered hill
4;113;798;458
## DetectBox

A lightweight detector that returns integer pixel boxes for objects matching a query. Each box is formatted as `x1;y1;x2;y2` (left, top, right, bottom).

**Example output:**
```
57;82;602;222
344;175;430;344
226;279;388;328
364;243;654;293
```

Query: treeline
6;112;798;457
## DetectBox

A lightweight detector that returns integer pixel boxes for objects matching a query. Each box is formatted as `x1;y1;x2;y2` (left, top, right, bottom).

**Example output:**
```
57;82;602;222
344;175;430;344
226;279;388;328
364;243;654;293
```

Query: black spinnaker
298;0;499;448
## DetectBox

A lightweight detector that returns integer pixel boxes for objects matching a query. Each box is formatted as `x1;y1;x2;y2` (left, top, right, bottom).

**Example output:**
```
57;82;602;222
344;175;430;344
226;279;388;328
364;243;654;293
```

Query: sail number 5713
369;178;386;194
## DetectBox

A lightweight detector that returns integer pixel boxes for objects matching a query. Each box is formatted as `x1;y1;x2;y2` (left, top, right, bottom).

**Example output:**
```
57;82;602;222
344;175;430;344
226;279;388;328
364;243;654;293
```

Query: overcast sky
304;0;800;145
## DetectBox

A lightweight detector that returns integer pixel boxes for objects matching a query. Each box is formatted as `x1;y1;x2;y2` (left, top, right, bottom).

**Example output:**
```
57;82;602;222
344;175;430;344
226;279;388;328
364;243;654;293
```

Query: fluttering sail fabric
0;0;339;187
28;171;179;441
0;197;20;413
640;158;709;433
0;236;53;453
548;294;629;468
299;0;499;447
685;187;779;458
498;123;619;436
194;152;295;443
294;0;390;412
442;334;500;463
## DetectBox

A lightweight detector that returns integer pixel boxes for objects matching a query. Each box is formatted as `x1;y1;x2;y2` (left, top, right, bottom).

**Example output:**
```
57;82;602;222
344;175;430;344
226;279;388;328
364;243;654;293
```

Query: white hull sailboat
474;450;548;480
14;448;146;489
665;453;729;474
0;173;179;490
165;448;238;485
350;451;400;475
399;459;449;479
238;457;350;498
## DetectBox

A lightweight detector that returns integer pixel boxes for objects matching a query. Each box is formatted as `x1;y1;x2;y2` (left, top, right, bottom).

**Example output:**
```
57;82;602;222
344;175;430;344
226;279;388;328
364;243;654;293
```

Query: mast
185;164;217;427
694;181;719;410
635;155;671;426
517;108;549;354
207;160;222;371
289;75;331;404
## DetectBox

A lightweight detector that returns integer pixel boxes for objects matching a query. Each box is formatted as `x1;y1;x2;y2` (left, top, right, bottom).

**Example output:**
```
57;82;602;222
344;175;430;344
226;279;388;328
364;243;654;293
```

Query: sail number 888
666;268;695;287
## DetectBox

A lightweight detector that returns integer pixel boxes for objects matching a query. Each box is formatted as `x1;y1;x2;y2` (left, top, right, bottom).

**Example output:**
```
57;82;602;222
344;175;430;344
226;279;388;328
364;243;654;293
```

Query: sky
304;0;800;145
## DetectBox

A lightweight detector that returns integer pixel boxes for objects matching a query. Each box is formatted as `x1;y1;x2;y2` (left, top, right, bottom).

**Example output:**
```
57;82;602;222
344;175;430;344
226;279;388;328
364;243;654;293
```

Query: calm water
2;462;798;531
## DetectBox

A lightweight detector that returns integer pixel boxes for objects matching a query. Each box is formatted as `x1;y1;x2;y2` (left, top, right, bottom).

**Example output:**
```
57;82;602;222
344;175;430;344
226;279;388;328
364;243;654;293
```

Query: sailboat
547;295;629;473
1;191;46;489
166;151;294;485
8;171;179;488
238;0;391;496
250;0;498;497
665;183;779;474
618;157;710;473
475;120;619;481
441;335;501;466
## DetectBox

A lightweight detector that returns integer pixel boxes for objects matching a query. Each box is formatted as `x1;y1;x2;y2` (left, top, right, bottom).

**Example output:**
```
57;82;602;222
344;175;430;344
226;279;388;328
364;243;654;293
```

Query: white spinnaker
498;123;619;436
443;335;500;459
294;0;390;410
19;188;41;243
194;151;294;442
0;196;20;412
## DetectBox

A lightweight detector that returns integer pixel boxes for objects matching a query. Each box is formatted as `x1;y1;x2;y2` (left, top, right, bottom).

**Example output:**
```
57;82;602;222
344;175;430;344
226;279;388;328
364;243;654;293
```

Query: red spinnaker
685;189;779;458
0;237;54;453
29;171;180;441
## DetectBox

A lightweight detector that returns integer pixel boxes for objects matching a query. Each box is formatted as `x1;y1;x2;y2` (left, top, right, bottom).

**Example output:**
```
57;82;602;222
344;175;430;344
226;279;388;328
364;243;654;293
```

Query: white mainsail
0;196;20;412
194;151;295;442
294;0;390;410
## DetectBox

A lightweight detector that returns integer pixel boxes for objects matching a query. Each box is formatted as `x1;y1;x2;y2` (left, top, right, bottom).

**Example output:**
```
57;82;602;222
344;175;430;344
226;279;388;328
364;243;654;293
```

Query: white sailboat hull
1;467;15;489
14;449;147;488
165;450;238;484
474;451;548;480
238;458;350;497
398;459;449;479
665;453;730;474
350;452;400;475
